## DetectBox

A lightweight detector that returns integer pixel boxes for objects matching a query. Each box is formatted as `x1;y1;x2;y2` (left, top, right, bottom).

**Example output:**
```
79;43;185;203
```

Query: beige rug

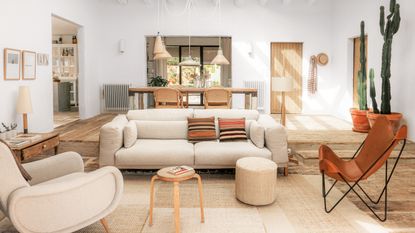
0;174;388;233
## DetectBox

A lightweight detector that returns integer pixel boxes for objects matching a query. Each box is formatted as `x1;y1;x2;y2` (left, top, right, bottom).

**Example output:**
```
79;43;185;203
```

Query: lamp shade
211;48;230;65
16;86;33;114
154;43;172;60
153;34;164;54
272;77;293;92
179;56;201;66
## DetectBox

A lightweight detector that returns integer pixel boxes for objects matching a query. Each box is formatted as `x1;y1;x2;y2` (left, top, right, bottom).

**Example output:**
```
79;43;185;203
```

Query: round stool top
236;157;277;172
157;166;196;182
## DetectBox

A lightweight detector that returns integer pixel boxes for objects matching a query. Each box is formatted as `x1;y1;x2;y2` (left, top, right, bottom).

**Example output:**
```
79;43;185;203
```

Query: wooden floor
53;111;80;128
53;113;415;232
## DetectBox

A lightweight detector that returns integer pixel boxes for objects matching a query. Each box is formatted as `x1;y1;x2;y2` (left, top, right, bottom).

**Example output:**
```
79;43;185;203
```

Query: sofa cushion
195;141;271;166
194;109;259;120
187;117;216;142
127;109;193;121
135;121;187;139
250;121;265;148
218;118;248;142
123;121;137;148
115;139;194;167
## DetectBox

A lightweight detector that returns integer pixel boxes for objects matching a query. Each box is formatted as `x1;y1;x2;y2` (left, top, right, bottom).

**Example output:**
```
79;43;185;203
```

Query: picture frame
3;48;21;80
22;50;36;80
37;53;49;66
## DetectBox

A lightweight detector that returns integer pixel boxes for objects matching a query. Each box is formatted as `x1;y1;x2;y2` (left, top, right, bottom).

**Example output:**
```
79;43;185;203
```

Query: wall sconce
119;39;126;54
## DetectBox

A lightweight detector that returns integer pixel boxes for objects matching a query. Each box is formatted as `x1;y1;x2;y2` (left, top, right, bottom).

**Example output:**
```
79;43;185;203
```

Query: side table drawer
22;136;60;160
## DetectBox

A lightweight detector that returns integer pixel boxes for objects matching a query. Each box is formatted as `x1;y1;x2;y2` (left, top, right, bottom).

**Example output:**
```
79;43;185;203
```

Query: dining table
128;87;258;110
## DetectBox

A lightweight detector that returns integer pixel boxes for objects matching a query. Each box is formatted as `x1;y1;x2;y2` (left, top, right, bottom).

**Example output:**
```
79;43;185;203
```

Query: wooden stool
149;167;205;233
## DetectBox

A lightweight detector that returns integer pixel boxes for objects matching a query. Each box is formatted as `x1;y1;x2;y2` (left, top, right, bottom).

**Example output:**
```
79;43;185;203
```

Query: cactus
379;0;400;114
369;69;380;114
357;21;368;111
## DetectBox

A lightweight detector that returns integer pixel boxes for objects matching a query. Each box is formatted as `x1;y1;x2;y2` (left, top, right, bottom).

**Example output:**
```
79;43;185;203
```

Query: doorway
51;16;81;128
270;42;303;114
352;36;368;107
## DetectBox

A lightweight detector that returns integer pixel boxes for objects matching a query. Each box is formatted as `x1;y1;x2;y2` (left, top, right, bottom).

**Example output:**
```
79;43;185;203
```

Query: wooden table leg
100;218;110;233
244;93;251;109
139;93;144;109
173;181;180;233
194;174;205;223
149;175;158;226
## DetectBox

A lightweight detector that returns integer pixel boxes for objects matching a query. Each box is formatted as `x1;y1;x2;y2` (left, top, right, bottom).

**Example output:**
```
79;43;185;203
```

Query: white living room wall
0;0;334;133
330;0;415;139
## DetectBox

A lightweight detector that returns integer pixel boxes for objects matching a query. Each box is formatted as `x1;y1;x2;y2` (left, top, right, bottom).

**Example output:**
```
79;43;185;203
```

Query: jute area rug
0;174;388;233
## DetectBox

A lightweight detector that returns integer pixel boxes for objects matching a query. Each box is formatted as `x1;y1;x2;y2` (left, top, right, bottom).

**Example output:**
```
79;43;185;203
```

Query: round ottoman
235;157;277;205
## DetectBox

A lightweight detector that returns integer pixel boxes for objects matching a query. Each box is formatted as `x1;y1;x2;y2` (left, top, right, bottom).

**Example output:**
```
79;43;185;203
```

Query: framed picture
22;50;36;80
37;53;49;66
3;48;21;80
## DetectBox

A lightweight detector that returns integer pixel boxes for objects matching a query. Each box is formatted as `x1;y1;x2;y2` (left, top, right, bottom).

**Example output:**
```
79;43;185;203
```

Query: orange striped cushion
187;117;217;143
218;118;247;142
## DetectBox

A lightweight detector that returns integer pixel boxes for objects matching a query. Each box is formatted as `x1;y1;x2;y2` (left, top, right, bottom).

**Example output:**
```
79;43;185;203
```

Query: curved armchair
0;141;123;233
204;88;231;109
154;87;183;108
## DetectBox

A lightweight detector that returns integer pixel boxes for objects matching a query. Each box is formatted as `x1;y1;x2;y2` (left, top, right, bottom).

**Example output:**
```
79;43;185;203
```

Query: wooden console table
9;133;60;162
129;87;258;110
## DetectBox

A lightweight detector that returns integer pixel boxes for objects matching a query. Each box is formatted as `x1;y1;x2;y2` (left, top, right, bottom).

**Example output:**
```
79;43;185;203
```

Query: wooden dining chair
204;88;231;109
319;116;407;221
154;88;183;108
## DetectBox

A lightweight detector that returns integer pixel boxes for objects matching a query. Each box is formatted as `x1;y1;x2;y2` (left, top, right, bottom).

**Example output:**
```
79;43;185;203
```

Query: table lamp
272;77;293;126
16;86;33;134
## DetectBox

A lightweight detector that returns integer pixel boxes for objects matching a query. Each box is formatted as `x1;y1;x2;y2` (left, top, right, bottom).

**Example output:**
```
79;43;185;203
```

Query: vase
367;112;403;133
350;108;370;133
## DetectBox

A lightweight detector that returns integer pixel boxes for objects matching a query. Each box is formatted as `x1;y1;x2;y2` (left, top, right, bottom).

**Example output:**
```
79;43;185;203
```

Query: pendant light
179;0;200;66
179;35;200;66
153;0;171;59
211;0;230;65
154;40;172;59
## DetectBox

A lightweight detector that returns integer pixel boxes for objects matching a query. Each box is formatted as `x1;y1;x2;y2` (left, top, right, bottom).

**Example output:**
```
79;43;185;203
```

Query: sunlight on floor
356;220;390;233
272;114;353;131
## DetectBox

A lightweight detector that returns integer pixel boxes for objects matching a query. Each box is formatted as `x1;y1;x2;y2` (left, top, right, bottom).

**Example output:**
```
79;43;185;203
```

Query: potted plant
367;0;402;132
350;21;370;133
2;123;17;139
148;76;168;87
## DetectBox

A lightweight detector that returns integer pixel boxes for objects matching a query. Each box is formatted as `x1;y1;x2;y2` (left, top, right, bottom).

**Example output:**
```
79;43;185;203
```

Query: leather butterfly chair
154;87;184;108
319;116;407;222
204;88;232;109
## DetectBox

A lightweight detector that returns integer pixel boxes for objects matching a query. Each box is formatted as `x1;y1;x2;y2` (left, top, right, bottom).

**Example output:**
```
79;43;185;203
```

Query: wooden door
353;36;368;107
271;43;303;114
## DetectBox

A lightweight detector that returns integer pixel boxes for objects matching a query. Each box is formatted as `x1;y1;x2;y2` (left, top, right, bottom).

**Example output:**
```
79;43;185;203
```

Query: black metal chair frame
321;139;407;222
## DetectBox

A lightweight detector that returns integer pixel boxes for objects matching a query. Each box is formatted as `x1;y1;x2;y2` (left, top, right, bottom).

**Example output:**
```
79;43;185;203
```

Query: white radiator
103;84;130;112
243;80;265;111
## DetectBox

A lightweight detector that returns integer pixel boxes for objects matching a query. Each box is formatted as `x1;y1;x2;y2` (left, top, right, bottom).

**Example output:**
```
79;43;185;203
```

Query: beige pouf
235;157;277;205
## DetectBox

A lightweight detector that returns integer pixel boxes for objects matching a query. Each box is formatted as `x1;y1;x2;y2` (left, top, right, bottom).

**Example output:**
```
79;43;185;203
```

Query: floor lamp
272;77;293;126
16;86;33;134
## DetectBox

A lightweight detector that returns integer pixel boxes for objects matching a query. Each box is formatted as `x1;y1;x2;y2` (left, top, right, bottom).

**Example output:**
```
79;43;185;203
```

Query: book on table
168;166;194;176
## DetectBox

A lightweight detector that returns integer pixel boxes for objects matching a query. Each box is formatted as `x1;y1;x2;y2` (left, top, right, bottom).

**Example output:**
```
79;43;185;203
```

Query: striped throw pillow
218;118;248;142
187;117;217;143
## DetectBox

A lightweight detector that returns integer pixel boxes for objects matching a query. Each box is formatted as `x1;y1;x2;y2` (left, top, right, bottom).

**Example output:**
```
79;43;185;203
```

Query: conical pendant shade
179;56;201;66
211;48;229;65
154;43;172;60
153;34;164;54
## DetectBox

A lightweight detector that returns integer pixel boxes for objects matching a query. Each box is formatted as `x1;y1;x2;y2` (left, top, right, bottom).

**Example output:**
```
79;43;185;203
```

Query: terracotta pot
350;108;370;133
367;112;403;133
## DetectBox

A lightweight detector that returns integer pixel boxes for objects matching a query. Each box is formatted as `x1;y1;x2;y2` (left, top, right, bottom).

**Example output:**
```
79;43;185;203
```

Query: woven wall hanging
307;55;318;95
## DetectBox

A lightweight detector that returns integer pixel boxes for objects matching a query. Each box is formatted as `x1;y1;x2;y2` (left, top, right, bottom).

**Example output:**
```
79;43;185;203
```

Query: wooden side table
8;132;60;162
149;167;204;233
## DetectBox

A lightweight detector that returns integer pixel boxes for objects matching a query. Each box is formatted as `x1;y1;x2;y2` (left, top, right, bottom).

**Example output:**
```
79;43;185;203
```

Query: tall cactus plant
357;21;368;111
379;0;401;114
369;68;380;113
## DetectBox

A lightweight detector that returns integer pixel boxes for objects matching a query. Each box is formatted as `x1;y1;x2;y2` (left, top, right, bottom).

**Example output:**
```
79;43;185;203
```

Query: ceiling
52;16;79;35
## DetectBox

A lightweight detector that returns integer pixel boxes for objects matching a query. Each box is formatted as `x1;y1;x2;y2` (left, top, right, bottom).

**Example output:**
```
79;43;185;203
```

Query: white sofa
99;109;288;174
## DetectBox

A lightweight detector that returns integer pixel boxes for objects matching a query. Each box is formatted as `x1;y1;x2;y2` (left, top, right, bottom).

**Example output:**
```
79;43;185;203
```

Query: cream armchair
0;141;124;233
